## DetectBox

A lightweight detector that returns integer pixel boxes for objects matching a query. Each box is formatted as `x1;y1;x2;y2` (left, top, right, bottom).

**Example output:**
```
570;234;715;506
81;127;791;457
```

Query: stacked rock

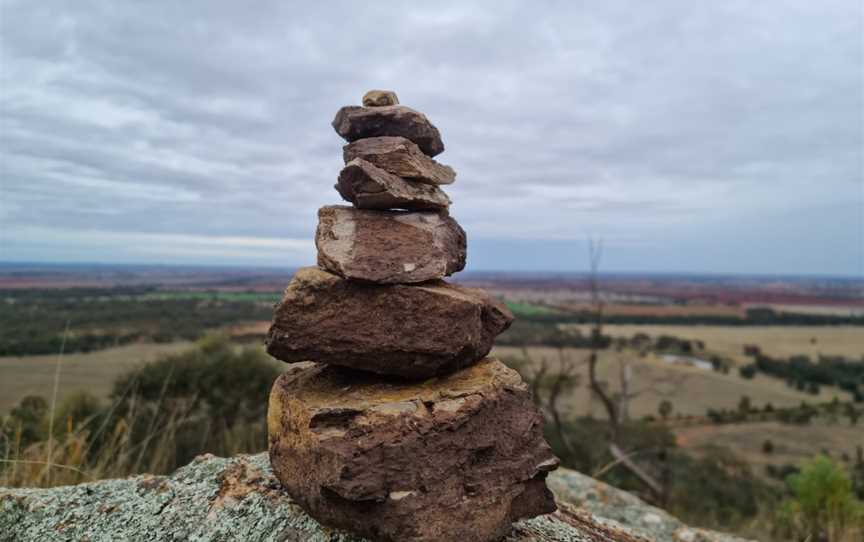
266;90;560;542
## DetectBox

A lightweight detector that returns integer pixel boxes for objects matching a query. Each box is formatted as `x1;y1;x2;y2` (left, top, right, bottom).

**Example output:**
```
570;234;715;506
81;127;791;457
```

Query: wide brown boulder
265;267;513;378
268;357;559;542
316;205;465;284
336;158;451;211
333;104;445;157
343;136;455;185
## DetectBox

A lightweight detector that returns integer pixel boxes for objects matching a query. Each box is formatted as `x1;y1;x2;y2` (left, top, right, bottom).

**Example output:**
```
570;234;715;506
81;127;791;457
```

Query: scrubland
1;288;862;541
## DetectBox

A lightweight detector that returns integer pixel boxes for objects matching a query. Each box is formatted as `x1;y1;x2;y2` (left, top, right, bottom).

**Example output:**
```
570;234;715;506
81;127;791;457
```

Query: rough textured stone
343;136;455;185
547;469;753;542
265;267;512;378
4;451;753;542
333;105;445;157
268;357;559;542
0;453;700;542
337;158;451;211
362;89;399;107
316;205;466;284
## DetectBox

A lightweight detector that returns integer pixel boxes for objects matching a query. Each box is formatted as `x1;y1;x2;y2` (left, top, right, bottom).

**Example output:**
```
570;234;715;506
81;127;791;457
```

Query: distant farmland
566;324;864;364
492;345;854;419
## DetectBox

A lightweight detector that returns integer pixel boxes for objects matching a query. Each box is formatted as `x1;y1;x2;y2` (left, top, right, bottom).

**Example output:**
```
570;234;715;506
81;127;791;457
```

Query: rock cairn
266;90;560;542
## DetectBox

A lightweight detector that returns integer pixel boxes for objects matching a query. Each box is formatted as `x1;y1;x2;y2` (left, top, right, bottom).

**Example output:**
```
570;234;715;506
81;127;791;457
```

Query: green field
0;289;275;356
505;301;559;317
137;291;281;302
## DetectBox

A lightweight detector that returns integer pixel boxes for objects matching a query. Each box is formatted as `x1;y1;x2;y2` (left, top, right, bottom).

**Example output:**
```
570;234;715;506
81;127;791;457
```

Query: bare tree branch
609;442;664;497
584;238;666;502
586;238;619;439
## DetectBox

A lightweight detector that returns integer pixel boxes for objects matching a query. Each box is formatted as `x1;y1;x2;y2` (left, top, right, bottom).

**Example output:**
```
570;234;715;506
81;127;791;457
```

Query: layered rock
343;136;455;185
263;90;556;540
268;357;558;542
336;158;451;211
333;104;445;157
265;267;512;378
316;205;465;283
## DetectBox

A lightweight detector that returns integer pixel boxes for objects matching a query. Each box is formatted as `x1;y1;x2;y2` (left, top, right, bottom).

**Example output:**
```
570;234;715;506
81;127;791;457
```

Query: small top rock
362;89;399;107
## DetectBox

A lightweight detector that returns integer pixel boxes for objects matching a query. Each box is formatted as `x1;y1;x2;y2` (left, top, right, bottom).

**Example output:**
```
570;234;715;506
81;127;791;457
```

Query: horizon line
0;259;862;282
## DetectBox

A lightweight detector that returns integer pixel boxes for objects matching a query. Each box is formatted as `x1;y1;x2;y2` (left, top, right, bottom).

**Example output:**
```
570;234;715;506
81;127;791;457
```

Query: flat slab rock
344;136;455;185
337;158;451;211
3;452;754;542
268;357;559;542
265;267;512;379
316;205;466;284
333;104;445;157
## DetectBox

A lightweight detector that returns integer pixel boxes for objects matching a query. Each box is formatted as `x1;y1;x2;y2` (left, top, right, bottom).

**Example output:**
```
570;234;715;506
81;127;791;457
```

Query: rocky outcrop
343;136;455;185
336;159;451;211
333;104;445;157
268;358;558;542
315;205;466;283
0;453;753;542
265;267;512;378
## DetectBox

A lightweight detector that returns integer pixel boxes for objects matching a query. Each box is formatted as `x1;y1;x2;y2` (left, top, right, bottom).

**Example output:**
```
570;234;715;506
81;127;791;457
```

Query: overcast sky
1;1;861;275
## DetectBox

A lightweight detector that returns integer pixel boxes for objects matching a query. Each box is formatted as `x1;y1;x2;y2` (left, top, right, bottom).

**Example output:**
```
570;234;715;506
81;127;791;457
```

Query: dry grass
563;324;864;364
1;407;265;488
1;336;271;488
0;342;194;413
675;421;864;473
493;345;853;419
495;341;864;541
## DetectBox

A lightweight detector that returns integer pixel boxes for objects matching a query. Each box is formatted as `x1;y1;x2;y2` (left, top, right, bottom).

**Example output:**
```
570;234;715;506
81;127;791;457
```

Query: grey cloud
0;0;860;272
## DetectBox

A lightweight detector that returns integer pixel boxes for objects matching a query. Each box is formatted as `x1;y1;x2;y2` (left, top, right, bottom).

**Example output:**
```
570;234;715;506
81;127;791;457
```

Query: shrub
5;396;49;446
775;456;864;541
1;335;281;487
658;400;673;421
103;334;279;471
739;365;757;379
667;446;777;529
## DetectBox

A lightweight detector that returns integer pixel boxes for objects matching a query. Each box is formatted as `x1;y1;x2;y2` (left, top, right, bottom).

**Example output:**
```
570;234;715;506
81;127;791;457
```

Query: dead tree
518;239;675;503
584;238;666;502
526;347;582;460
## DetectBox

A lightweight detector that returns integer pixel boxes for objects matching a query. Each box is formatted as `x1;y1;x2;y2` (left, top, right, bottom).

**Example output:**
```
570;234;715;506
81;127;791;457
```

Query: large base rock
337;158;451;211
265;267;512;378
267;358;559;542
0;452;754;542
343;136;455;185
333;104;445;157
316;205;466;283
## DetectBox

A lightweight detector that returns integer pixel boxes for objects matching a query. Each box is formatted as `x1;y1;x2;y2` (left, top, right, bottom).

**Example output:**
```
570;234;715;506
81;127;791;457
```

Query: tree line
0;288;273;356
519;306;864;326
739;352;864;402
